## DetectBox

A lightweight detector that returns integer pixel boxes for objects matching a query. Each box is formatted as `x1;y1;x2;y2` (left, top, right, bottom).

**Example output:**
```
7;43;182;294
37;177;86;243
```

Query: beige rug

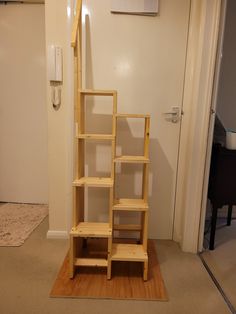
0;203;48;246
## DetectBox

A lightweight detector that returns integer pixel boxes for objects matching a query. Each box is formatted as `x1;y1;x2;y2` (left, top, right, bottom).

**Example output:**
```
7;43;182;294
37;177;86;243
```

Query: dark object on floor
208;143;236;250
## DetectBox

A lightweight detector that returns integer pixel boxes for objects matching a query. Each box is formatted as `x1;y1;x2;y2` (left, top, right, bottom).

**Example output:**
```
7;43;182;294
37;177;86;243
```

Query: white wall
0;4;48;204
45;0;74;236
217;0;236;130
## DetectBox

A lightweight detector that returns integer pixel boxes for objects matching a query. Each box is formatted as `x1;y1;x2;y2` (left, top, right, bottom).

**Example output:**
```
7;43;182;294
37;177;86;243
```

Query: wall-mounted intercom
48;45;63;82
48;45;63;110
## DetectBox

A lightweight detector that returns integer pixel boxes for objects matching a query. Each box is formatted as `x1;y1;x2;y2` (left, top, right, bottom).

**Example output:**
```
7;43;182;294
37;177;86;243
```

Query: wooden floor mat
50;240;168;301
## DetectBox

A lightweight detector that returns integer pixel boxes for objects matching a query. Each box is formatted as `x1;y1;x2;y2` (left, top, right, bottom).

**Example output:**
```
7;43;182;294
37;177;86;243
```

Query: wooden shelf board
113;198;148;211
116;113;150;119
71;222;112;238
111;243;148;262
73;177;113;187
77;134;114;140
114;155;149;164
113;224;142;231
80;89;116;96
74;258;108;267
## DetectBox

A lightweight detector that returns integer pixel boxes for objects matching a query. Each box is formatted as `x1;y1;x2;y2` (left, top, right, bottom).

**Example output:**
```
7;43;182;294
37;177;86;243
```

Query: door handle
163;106;181;123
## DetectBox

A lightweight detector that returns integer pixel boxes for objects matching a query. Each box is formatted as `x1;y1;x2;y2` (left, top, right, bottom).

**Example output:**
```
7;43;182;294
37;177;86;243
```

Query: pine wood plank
114;155;150;163
77;134;114;140
113;198;148;211
144;116;150;158
80;89;117;96
69;235;75;278
116;113;150;119
75;258;108;267
71;222;112;238
111;243;148;262
73;177;113;187
142;164;149;202
71;0;82;48
142;211;149;252
113;224;142;231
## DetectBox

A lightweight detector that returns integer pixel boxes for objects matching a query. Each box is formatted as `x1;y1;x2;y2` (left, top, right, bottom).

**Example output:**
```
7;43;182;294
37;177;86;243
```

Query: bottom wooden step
74;258;108;267
111;243;148;262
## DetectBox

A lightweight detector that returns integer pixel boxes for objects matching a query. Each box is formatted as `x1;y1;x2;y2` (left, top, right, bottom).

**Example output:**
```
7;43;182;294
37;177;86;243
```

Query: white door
0;4;48;204
82;0;190;238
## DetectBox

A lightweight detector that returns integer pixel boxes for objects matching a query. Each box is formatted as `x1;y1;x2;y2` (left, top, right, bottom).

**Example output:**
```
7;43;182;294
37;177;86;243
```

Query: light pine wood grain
51;240;168;300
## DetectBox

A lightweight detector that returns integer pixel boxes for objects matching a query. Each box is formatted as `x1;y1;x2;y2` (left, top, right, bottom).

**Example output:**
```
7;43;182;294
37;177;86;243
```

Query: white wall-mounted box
48;45;63;82
111;0;159;15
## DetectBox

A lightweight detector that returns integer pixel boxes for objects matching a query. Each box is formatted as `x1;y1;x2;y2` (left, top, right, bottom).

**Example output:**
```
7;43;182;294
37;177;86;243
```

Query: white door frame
173;0;222;253
198;0;228;252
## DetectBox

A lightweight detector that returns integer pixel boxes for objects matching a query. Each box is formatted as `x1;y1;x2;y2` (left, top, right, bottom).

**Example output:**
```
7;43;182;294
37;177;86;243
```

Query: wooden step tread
113;198;148;211
74;258;108;267
77;133;115;140
116;113;150;119
73;177;113;187
114;155;149;164
111;243;148;262
71;222;112;238
80;89;117;96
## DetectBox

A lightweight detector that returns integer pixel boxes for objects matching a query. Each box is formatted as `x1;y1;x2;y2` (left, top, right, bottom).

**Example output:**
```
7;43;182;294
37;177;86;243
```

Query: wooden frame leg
69;235;75;279
143;260;148;281
227;205;233;226
107;259;112;280
209;205;218;250
107;238;112;280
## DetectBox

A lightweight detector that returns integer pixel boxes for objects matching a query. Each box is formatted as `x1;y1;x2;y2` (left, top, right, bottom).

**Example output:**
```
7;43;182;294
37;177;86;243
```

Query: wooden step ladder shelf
69;1;150;282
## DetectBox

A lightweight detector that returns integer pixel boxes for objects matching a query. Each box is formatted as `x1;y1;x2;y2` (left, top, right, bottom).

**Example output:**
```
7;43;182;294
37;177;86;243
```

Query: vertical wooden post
144;117;150;158
142;117;150;278
69;234;75;278
70;0;83;279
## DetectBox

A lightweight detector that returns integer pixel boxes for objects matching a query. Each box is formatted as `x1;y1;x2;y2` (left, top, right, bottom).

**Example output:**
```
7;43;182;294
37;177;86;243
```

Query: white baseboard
47;230;69;239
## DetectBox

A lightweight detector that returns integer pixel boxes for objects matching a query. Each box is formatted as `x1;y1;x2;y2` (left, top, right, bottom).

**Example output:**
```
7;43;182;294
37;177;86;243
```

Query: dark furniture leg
209;205;218;250
227;205;233;226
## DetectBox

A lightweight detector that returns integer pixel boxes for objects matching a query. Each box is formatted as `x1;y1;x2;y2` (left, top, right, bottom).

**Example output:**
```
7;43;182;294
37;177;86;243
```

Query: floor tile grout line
199;253;236;314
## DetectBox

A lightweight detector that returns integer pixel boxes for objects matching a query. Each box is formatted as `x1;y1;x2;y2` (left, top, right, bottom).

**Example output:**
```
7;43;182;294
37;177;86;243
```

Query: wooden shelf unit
69;85;117;279
69;1;150;281
112;114;150;281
